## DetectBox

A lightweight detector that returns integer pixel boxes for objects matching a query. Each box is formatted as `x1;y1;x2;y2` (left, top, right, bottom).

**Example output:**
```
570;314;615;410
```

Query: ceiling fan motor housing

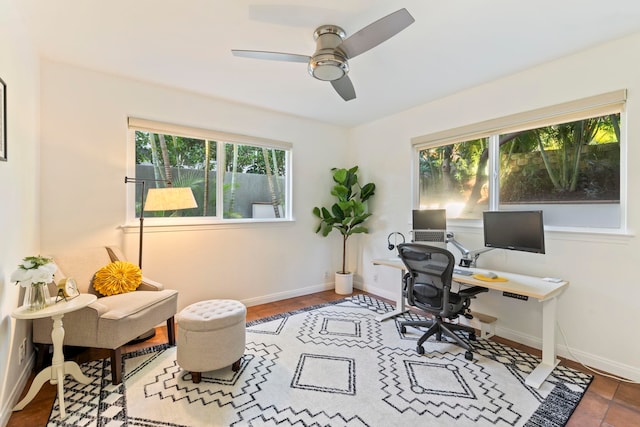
308;25;349;81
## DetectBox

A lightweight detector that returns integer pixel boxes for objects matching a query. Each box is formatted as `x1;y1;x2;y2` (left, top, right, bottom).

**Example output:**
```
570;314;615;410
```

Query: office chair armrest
458;286;488;297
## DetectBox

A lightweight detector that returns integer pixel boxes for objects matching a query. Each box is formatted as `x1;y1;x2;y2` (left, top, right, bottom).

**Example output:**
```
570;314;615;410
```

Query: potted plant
312;166;376;294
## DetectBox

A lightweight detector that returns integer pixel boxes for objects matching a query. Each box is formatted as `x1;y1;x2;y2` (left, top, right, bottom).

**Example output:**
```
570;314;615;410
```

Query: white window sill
121;217;296;233
448;220;635;244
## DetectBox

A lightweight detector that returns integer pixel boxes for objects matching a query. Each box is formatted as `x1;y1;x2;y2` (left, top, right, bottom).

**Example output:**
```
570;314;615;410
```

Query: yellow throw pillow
93;261;142;296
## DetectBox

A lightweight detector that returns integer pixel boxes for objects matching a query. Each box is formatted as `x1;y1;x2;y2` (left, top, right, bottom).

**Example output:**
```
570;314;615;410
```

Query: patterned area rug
47;295;592;426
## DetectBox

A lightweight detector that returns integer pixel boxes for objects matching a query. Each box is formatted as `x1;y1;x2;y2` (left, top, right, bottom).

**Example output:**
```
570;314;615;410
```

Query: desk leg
525;297;560;389
376;268;408;321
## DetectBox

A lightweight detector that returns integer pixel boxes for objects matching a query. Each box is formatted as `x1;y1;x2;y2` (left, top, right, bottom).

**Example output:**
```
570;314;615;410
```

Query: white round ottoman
176;299;246;383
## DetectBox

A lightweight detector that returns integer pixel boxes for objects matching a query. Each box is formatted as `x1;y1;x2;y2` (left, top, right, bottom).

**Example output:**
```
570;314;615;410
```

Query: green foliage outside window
418;113;620;216
134;130;288;219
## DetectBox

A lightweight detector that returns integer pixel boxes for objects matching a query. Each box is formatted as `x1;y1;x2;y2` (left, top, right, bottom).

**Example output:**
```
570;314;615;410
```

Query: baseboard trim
240;282;334;307
1;353;34;427
555;339;640;382
356;283;395;302
487;326;640;382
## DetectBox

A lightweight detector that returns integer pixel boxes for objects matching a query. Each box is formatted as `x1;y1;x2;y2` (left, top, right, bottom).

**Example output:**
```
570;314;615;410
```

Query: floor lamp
124;177;198;268
124;176;197;342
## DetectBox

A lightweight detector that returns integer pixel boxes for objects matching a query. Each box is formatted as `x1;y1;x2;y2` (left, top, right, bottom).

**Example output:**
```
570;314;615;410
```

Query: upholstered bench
176;299;246;383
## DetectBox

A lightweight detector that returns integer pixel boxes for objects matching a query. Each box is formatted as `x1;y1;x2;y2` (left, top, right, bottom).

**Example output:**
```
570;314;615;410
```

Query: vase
334;272;353;295
23;283;51;311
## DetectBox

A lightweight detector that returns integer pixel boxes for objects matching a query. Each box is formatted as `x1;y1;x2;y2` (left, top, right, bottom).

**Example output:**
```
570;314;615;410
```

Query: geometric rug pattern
47;295;592;426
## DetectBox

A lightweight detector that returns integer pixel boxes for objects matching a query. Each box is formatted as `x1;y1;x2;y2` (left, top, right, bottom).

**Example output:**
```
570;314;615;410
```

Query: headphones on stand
387;232;406;251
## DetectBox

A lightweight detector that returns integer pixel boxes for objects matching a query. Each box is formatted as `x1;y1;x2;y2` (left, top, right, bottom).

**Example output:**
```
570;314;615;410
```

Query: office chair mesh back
398;243;457;316
397;243;487;360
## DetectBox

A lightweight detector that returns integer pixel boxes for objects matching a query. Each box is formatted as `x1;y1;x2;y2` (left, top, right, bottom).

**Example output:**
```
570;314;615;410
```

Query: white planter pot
334;272;353;295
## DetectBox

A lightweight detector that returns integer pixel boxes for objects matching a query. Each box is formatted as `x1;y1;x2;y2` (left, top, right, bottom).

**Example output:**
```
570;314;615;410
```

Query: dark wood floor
7;290;640;427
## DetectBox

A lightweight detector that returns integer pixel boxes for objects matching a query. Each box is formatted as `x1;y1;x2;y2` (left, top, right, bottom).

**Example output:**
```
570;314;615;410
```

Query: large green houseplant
313;166;375;293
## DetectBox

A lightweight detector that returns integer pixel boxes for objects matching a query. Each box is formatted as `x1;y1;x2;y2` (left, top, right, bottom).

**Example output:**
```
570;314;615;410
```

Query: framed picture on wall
0;77;5;161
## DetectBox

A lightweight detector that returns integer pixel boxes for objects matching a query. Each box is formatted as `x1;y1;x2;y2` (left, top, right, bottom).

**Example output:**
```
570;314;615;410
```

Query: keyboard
412;230;446;242
453;268;474;276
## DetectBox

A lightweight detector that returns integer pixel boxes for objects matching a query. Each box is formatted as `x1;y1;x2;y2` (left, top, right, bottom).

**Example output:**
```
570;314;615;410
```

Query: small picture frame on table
0;77;6;162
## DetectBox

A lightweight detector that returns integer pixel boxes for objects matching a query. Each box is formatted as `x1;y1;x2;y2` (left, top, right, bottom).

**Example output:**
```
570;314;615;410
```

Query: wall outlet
373;273;378;282
324;271;330;280
18;338;27;365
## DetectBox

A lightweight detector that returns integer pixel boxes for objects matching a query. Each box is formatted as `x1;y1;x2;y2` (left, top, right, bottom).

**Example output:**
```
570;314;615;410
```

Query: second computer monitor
483;210;545;254
412;209;447;245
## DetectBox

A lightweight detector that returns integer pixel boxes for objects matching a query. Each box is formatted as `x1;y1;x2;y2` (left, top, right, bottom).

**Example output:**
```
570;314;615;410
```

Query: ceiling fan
231;8;415;101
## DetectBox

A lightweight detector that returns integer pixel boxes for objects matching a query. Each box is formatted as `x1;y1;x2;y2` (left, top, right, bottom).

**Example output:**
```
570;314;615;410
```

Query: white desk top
373;257;569;301
11;294;97;320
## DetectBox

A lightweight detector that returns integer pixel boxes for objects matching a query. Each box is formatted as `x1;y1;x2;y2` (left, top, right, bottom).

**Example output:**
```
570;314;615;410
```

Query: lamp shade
144;187;198;212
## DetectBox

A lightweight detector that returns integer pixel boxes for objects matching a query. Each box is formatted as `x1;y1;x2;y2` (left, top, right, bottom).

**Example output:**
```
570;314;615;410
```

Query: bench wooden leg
191;372;201;383
232;358;241;372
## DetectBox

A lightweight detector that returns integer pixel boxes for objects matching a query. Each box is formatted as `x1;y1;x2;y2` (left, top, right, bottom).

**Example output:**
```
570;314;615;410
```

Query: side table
11;293;97;419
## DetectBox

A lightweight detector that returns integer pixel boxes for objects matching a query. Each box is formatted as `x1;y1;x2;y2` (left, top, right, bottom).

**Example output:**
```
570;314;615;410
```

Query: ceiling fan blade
331;75;356;101
337;8;415;59
231;50;310;63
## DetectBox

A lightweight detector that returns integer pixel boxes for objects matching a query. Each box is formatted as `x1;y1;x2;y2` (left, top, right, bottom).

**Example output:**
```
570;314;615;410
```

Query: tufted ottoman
176;299;246;383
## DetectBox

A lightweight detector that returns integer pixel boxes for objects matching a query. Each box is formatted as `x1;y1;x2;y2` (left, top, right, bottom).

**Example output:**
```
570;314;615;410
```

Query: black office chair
397;243;488;360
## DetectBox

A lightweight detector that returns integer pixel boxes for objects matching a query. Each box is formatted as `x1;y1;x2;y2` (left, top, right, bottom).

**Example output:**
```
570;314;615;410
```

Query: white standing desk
372;257;569;389
12;294;97;419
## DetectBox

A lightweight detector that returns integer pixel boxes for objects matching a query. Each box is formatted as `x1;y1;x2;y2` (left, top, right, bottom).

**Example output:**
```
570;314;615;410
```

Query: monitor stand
446;232;494;267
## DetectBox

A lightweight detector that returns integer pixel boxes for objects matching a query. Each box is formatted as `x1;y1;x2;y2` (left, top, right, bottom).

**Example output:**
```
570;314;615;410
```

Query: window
128;118;291;222
221;143;287;219
416;137;489;219
412;90;625;229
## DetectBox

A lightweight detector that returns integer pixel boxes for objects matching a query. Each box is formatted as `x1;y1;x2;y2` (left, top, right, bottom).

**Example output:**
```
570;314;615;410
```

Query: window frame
411;90;628;232
126;118;294;228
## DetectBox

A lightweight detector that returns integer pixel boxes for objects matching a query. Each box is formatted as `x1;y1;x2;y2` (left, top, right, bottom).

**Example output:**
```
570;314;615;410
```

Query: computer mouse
485;272;498;279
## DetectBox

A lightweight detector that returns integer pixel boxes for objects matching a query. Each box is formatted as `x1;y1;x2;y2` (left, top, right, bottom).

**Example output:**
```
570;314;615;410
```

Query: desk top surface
373;257;568;301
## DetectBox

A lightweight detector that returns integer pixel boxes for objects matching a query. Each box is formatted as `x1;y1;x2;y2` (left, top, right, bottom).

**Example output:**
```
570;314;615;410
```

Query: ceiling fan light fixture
308;53;348;81
309;25;348;81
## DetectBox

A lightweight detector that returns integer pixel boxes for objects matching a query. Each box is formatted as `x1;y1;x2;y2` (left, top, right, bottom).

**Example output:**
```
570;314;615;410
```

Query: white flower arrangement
11;255;57;287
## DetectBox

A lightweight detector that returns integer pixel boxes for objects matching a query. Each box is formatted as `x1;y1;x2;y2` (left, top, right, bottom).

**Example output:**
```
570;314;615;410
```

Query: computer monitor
483;210;545;254
412;209;447;244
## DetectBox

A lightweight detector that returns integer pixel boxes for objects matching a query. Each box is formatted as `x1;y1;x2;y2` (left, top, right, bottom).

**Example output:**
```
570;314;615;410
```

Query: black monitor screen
412;209;447;230
483;210;545;254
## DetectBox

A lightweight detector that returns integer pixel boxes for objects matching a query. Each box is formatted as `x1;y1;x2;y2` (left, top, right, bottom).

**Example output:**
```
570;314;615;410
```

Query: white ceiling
15;0;640;127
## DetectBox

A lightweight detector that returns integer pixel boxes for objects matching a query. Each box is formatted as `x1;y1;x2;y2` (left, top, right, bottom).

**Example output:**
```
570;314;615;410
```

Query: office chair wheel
464;351;473;361
417;345;425;355
400;325;406;333
469;332;477;341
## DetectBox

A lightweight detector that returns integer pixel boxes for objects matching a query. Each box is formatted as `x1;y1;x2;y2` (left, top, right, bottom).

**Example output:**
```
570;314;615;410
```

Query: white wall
351;33;640;382
0;0;41;424
39;61;348;311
